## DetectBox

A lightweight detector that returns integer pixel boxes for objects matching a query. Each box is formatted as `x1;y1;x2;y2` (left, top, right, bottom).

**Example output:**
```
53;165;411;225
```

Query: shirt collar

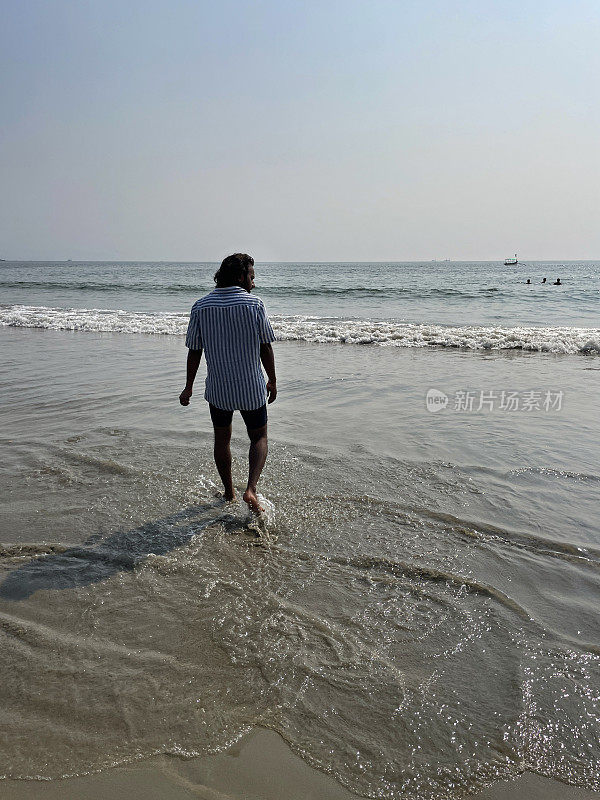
212;286;247;293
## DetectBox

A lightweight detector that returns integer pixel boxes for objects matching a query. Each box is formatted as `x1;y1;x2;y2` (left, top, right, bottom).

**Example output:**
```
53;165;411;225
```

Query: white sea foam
0;304;187;335
245;495;276;541
2;304;599;355
272;315;600;355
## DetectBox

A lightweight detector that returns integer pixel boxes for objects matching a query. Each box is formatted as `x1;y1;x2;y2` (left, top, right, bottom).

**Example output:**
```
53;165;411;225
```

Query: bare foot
243;488;264;514
213;489;236;502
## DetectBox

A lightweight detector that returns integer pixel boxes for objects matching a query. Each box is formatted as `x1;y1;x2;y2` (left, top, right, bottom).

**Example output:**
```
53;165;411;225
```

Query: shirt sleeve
185;308;203;350
257;300;276;344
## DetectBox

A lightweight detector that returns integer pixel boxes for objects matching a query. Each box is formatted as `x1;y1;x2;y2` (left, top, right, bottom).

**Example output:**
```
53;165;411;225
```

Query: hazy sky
1;0;599;261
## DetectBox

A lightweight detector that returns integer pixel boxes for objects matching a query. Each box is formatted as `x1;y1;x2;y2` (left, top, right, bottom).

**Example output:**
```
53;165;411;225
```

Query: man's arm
260;343;277;404
179;348;202;406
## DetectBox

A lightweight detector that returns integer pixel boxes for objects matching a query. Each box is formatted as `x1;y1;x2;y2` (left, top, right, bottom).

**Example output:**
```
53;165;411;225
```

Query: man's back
186;286;275;411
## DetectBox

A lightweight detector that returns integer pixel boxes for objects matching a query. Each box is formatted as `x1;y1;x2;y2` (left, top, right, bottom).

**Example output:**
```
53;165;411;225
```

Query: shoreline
2;728;599;800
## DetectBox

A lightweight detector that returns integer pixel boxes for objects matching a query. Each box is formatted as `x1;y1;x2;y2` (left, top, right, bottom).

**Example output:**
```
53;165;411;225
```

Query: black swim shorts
209;403;267;430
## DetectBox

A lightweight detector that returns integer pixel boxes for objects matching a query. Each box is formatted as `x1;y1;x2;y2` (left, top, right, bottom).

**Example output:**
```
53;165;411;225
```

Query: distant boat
504;253;518;265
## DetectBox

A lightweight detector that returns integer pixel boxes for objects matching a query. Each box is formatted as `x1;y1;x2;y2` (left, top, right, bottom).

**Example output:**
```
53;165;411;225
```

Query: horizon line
1;258;599;264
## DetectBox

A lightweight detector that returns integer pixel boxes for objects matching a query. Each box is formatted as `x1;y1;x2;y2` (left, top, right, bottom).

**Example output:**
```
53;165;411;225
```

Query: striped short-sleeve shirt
185;286;276;411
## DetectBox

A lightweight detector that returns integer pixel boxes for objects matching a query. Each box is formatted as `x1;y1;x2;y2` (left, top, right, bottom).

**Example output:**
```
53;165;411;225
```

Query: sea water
1;260;599;348
0;261;599;798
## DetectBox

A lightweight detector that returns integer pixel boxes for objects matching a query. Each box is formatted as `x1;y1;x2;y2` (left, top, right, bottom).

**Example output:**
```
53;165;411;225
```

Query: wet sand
3;727;600;800
2;330;600;798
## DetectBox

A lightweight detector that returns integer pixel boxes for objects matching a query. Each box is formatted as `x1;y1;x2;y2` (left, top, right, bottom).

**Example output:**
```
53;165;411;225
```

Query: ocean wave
2;304;599;355
0;279;498;298
2;279;598;303
0;279;202;294
1;304;186;335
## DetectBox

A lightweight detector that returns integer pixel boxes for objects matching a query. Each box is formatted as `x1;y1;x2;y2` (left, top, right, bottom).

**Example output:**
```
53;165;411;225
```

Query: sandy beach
3;728;600;800
2;261;600;799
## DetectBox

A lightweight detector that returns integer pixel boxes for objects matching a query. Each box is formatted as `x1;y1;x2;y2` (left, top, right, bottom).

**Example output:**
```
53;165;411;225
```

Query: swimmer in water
526;279;531;284
553;278;562;286
542;278;547;284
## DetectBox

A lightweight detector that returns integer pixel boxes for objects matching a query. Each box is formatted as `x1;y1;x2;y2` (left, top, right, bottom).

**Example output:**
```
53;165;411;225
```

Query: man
179;253;277;513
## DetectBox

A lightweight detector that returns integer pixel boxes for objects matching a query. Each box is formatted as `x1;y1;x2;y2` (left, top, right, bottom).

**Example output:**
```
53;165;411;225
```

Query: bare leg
213;424;235;501
243;424;268;513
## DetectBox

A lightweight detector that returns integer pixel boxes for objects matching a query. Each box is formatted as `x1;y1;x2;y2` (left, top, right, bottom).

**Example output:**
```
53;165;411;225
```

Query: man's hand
260;343;277;404
180;349;202;407
179;387;193;406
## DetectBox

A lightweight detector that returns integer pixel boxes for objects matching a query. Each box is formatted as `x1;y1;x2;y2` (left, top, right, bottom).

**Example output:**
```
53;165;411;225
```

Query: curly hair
213;253;254;287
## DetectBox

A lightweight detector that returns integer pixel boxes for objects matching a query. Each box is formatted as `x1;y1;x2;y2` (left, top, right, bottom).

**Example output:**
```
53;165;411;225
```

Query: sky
1;0;599;261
